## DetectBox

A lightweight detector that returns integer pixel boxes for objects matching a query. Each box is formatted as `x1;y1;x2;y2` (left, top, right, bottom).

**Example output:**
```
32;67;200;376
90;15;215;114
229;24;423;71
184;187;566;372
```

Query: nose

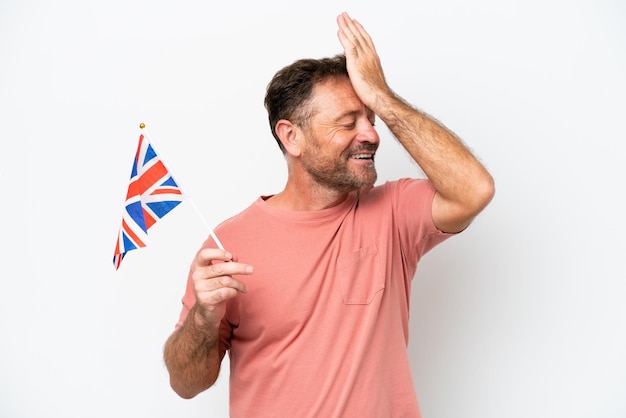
357;118;380;145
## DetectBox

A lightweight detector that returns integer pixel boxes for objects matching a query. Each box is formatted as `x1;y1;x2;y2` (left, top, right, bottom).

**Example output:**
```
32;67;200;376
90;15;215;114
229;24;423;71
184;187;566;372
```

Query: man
164;12;494;418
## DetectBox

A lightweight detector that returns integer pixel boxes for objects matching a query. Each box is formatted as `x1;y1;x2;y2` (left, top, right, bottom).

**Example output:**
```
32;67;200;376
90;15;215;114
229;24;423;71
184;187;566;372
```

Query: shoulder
215;197;265;231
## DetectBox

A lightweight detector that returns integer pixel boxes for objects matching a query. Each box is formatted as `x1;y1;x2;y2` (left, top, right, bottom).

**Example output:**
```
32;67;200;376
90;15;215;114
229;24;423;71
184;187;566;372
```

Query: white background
1;0;625;417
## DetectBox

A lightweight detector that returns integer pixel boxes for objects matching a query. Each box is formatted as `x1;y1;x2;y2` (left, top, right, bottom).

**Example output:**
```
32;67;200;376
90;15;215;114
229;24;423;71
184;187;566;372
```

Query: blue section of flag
126;200;147;233
147;200;182;219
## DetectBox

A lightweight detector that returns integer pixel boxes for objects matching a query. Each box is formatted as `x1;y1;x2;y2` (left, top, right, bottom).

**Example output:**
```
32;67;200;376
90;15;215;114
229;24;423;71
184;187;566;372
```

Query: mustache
348;143;378;154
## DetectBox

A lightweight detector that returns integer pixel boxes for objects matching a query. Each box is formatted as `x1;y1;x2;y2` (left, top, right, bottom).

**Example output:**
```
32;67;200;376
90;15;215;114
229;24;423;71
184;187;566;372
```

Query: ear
275;119;302;157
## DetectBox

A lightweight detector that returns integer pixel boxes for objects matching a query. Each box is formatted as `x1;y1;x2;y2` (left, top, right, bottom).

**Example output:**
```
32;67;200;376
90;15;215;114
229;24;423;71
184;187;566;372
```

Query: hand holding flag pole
112;123;223;270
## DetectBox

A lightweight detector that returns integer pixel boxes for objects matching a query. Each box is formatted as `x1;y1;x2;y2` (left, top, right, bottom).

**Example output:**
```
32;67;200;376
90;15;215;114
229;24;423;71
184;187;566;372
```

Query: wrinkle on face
296;77;380;192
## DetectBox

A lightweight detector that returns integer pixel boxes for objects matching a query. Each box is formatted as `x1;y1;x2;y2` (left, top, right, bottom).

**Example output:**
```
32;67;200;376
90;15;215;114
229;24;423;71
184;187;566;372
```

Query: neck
266;177;351;211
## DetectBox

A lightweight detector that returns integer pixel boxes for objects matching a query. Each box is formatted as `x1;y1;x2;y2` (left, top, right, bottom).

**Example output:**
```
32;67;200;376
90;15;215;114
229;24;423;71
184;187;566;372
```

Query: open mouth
350;153;375;161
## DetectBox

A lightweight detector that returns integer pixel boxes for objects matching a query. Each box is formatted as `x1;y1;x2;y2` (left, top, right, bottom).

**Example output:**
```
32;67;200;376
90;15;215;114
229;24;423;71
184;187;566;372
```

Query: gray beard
303;158;377;193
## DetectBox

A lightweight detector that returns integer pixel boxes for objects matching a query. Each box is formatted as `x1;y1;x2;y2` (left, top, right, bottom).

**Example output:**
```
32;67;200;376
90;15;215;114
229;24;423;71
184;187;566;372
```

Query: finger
196;274;249;294
192;263;252;305
195;247;233;267
337;12;358;48
350;18;375;50
206;261;254;282
337;13;376;58
197;286;241;308
192;260;253;283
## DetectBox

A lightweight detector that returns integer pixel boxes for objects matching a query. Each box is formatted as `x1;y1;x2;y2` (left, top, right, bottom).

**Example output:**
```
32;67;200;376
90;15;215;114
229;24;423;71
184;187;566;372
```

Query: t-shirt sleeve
388;178;456;267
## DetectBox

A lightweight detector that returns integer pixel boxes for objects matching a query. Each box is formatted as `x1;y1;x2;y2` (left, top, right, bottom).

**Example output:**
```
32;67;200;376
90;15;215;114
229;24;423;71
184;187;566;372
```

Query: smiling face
297;76;380;193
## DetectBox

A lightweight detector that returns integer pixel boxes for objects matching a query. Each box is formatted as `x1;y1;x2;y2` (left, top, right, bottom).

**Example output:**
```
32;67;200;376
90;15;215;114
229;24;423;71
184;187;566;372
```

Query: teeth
352;154;372;159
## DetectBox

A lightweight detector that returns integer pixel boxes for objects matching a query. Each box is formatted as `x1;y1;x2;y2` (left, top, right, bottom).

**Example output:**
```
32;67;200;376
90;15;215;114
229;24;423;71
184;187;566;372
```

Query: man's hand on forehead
336;12;390;115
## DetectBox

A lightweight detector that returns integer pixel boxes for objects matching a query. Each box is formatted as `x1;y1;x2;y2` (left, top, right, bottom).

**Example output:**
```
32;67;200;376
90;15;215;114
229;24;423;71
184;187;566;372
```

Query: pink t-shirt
176;178;453;418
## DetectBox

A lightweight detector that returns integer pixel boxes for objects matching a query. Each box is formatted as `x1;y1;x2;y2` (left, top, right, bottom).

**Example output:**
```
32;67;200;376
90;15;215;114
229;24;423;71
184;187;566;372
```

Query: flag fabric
113;133;183;269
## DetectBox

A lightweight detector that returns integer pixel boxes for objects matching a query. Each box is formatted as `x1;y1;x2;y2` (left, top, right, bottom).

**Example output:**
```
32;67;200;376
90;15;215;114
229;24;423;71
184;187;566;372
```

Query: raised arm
337;12;495;233
163;248;253;399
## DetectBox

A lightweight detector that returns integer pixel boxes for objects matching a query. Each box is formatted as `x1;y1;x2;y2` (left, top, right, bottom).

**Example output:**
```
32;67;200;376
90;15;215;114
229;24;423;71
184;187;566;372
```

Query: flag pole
139;123;225;250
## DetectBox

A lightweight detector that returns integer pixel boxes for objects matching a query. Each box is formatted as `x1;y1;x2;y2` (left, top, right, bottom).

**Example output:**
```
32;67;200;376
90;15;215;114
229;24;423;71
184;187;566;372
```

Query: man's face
298;77;380;193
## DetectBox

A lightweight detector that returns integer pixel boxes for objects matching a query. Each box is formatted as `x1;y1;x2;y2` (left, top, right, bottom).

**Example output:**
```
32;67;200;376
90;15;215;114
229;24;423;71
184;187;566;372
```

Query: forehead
309;77;370;119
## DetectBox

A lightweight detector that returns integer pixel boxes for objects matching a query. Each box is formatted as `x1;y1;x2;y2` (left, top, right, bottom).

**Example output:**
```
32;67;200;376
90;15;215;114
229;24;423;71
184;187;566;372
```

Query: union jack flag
113;132;183;269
